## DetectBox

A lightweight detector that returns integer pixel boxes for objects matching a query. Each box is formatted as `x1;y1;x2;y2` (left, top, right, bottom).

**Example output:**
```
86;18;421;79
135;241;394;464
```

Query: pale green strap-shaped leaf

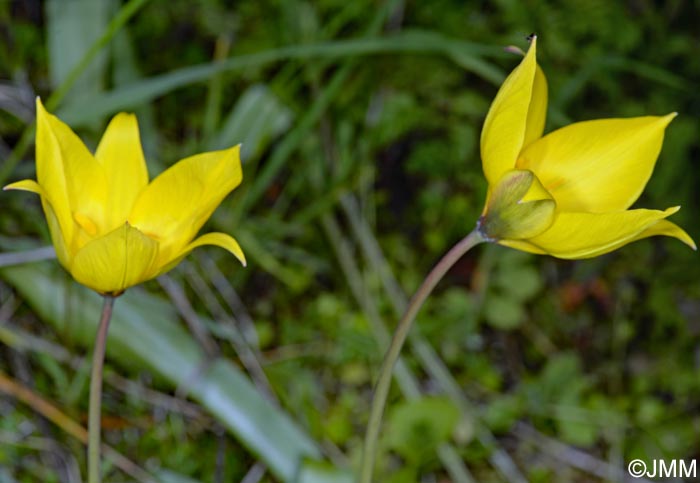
46;0;112;102
208;84;294;161
56;31;505;127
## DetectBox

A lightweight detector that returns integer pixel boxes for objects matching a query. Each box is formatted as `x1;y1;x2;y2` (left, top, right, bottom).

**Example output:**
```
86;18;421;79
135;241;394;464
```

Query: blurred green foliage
1;0;699;482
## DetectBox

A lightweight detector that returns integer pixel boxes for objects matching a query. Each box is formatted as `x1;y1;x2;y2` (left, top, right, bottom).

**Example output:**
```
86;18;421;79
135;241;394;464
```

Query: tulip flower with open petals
5;99;246;295
359;37;697;482
477;36;695;257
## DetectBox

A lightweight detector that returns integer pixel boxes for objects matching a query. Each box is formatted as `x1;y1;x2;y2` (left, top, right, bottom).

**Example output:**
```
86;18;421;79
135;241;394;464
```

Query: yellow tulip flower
478;36;695;258
5;99;246;295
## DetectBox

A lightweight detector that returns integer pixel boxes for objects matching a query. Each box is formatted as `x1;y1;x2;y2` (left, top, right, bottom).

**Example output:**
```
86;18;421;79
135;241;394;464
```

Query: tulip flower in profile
5;98;246;295
477;35;695;257
360;36;696;483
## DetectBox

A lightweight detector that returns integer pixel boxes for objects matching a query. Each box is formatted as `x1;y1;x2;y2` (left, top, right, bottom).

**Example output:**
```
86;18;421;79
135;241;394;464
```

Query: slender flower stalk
88;295;115;483
359;230;484;483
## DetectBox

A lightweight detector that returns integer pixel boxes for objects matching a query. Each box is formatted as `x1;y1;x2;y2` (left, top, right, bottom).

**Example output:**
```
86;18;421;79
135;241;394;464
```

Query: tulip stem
88;295;116;483
359;229;484;483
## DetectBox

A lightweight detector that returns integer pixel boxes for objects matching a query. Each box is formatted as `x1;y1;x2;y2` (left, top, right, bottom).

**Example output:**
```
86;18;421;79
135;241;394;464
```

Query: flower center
74;212;98;236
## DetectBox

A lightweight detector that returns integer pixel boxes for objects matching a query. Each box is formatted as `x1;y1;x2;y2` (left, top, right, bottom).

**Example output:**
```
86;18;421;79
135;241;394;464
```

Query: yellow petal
629;219;696;250
4;179;46;195
129;145;242;255
481;37;538;185
497;238;547;255
525;207;685;259
182;232;246;266
95;113;149;231
155;232;246;278
4;179;71;266
517;114;676;212
34;100;74;246
522;63;548;148
36;98;107;242
70;223;158;294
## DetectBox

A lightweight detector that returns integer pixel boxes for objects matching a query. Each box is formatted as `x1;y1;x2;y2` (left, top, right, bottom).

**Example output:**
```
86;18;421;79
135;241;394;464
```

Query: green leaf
483;293;523;330
554;405;598;447
208;84;293;161
483;394;522;433
386;396;461;464
45;0;111;101
495;265;542;302
56;32;503;127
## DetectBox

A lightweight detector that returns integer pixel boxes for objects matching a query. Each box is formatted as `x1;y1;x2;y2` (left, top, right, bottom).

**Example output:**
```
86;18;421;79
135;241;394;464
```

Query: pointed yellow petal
34;99;74;245
629;218;696;250
4;179;71;266
526;207;685;259
522;63;548;148
95;113;149;231
4;179;45;195
70;223;159;294
129;145;242;253
518;114;676;212
481;37;538;185
36;98;107;241
501;221;694;257
182;232;246;266
498;238;547;255
42;198;72;269
156;232;246;277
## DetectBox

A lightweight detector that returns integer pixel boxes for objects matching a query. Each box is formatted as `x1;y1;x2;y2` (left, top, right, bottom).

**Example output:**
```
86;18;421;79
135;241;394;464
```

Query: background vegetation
1;0;699;482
